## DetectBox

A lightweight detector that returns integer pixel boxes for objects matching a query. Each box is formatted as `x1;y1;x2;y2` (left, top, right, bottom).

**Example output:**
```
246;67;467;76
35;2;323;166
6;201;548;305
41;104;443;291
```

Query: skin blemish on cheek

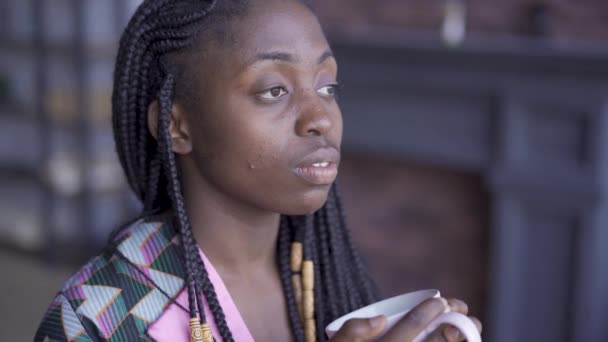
246;141;270;171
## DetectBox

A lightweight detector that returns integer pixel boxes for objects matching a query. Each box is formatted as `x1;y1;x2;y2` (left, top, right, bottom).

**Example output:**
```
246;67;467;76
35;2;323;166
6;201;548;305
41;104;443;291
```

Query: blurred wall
313;0;608;43
0;1;141;259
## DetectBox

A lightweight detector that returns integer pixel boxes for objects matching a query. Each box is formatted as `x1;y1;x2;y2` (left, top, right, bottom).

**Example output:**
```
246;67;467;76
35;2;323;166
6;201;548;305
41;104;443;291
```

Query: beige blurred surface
0;249;73;341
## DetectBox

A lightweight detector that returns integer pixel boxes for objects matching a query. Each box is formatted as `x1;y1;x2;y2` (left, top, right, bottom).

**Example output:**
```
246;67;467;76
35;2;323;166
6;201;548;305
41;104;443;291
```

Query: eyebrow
249;49;334;66
317;50;334;64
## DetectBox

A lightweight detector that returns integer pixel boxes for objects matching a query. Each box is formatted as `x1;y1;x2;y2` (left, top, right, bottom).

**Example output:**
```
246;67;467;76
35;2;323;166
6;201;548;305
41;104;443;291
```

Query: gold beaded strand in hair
292;242;317;342
302;260;316;342
201;323;213;342
190;318;203;342
291;242;304;320
190;318;214;342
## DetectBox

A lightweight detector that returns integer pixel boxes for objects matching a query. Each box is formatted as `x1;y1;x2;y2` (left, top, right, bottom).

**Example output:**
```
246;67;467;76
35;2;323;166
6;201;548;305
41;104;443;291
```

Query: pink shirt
147;248;254;342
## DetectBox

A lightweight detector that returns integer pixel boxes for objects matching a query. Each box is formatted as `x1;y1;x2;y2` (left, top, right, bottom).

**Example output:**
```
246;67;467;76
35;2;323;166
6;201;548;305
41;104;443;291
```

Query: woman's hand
329;297;482;342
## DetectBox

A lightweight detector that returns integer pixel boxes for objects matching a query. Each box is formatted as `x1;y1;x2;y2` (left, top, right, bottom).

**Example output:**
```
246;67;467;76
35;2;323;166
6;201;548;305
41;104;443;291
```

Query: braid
325;189;355;313
311;213;326;341
303;184;380;340
142;155;162;213
156;71;200;318
157;66;235;341
193;256;234;341
333;184;378;303
314;209;339;319
279;216;306;342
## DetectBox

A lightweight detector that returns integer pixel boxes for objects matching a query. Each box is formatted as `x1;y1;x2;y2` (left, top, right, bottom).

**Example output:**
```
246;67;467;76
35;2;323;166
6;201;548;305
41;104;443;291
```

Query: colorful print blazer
35;214;188;341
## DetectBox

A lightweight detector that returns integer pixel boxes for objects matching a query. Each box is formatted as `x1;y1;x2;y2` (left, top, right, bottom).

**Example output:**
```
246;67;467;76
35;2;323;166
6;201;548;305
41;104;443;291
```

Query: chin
280;187;330;215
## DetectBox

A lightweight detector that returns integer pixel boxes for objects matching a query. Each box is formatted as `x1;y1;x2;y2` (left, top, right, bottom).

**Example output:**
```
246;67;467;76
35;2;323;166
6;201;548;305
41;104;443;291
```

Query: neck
179;161;281;278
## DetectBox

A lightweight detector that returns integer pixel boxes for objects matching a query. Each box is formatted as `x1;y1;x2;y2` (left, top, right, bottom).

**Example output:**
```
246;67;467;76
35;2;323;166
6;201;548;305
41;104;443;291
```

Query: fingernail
439;297;450;313
369;315;385;328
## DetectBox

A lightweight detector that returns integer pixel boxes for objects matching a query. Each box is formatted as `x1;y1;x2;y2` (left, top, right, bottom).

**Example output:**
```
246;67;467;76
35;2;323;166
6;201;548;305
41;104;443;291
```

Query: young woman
35;0;481;341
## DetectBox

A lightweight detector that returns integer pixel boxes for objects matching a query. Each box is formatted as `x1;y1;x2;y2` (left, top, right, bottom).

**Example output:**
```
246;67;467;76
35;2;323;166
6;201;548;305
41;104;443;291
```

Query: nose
294;90;333;137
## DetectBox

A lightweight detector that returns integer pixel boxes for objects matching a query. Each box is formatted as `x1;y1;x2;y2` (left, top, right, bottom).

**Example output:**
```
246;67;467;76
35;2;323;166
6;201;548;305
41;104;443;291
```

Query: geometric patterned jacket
35;213;188;341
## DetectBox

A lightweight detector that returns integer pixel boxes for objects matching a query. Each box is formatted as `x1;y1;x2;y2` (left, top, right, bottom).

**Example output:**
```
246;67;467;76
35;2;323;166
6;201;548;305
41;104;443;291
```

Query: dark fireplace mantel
331;34;608;342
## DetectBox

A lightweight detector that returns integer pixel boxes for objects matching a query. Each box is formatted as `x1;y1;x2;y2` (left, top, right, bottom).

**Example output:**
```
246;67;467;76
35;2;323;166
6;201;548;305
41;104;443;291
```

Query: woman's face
179;0;342;215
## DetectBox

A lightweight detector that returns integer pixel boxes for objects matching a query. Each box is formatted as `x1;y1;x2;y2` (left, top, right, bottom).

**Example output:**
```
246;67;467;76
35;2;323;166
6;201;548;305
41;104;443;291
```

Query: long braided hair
111;0;378;340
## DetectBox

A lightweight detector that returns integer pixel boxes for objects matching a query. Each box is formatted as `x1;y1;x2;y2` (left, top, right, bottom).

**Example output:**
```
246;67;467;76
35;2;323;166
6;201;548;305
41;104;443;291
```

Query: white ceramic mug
325;289;481;342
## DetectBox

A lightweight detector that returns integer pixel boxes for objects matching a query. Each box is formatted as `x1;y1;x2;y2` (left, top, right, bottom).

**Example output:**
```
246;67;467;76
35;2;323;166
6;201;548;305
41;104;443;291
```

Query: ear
147;100;193;155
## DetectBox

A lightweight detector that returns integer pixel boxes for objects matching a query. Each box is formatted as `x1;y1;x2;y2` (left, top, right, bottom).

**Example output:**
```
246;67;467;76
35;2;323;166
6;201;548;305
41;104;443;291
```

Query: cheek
244;132;280;171
190;112;289;192
189;105;333;215
333;105;344;142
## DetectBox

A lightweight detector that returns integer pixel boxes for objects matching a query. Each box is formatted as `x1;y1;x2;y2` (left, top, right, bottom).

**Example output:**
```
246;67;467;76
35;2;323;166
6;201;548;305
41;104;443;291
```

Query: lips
293;148;340;185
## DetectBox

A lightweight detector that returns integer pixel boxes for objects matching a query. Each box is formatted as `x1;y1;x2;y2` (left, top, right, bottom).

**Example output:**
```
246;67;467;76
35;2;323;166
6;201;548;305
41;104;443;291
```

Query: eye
258;86;288;100
317;83;340;97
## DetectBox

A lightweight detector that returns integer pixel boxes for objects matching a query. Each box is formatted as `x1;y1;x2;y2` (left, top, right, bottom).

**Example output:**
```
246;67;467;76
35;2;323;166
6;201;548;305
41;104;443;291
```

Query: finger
381;297;448;342
446;298;468;315
423;326;448;342
330;315;387;342
441;316;483;342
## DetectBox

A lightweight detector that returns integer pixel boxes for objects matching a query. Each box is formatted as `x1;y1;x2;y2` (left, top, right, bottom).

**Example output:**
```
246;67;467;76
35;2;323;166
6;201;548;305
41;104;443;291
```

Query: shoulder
35;214;187;342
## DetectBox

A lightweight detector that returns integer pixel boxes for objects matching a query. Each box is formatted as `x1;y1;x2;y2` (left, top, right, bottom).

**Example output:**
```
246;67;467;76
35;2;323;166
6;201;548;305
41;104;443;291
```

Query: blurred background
1;0;607;341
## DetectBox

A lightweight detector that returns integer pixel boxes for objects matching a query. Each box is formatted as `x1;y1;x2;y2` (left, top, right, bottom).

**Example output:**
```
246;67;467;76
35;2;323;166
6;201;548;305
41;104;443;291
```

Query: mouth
292;149;340;185
294;162;338;185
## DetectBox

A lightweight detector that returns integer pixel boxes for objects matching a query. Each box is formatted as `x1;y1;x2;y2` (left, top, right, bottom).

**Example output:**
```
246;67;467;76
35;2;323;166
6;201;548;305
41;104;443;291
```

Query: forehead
209;0;330;71
239;1;327;50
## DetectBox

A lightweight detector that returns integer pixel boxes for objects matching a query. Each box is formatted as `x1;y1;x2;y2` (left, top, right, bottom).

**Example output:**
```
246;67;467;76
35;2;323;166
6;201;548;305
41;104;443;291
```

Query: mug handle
412;312;481;342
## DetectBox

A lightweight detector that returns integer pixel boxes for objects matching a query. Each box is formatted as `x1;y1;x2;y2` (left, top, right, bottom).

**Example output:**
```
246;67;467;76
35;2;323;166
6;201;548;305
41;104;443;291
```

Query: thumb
330;315;387;342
